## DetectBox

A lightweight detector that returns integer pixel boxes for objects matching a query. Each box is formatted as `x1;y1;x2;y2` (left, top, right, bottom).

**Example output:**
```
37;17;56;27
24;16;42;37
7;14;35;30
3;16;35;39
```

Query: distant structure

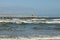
0;12;48;19
32;12;35;16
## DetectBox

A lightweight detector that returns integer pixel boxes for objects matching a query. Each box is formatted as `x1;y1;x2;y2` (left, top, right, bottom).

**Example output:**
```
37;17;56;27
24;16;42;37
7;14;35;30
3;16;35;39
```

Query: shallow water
0;23;60;38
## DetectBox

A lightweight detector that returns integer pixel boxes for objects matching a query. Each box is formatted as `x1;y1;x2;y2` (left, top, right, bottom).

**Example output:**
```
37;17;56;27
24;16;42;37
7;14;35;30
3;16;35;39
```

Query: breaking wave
0;18;60;24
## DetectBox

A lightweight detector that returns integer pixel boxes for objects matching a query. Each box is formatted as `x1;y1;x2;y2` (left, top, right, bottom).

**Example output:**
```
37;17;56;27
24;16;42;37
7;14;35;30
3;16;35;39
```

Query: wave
19;19;60;24
0;19;60;24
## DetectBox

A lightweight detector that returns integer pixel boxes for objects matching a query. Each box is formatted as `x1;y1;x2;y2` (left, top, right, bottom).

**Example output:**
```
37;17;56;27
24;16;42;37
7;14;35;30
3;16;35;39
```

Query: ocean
0;23;60;39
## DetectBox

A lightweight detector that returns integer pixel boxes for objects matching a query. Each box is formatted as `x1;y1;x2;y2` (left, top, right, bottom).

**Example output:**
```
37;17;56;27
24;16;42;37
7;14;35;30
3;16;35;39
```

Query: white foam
0;19;60;24
0;36;60;40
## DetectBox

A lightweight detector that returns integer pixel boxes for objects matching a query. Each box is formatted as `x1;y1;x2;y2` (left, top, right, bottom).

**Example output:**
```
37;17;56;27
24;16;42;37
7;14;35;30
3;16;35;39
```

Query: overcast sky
0;0;60;17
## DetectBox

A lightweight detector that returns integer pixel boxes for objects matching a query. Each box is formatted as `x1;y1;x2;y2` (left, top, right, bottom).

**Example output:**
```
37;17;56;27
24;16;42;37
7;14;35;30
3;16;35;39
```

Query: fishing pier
0;14;60;24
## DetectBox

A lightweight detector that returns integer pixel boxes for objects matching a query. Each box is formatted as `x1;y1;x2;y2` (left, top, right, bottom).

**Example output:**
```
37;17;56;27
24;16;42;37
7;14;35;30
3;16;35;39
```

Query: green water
0;23;60;38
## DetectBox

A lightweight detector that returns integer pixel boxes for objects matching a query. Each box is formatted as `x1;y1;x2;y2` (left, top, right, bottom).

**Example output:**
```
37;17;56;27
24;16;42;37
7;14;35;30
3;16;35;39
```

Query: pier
0;14;60;24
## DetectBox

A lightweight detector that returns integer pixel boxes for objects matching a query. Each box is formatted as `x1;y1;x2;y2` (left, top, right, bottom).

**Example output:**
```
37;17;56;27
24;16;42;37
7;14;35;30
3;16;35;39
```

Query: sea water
0;23;60;38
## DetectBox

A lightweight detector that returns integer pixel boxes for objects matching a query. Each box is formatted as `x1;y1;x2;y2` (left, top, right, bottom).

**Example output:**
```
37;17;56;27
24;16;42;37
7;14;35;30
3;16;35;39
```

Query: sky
0;0;60;17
